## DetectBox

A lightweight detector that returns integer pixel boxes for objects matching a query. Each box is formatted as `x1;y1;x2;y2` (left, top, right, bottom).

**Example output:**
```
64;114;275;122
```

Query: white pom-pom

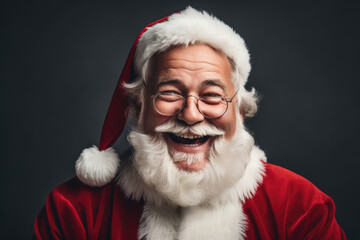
75;146;120;187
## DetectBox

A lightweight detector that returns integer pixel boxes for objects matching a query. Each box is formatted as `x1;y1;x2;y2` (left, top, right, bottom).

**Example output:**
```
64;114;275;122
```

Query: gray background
1;0;359;239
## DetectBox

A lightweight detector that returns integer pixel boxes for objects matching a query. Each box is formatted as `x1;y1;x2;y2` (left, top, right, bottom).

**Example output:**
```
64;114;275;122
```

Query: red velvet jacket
34;163;346;239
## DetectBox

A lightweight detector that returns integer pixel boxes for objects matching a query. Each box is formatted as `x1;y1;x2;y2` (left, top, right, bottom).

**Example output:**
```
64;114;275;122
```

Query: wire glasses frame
152;90;238;119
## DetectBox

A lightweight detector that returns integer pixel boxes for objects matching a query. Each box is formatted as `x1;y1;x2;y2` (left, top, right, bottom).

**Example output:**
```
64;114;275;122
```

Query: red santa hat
75;7;251;187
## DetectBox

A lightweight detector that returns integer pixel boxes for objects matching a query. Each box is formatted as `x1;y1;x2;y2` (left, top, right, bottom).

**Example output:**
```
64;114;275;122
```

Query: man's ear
135;98;142;120
240;108;244;122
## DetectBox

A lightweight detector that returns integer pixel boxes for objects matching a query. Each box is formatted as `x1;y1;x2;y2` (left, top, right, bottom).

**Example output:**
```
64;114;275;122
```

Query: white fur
135;7;250;89
237;145;266;201
178;202;247;240
132;146;265;240
117;114;267;239
139;201;247;240
138;203;180;240
75;146;120;187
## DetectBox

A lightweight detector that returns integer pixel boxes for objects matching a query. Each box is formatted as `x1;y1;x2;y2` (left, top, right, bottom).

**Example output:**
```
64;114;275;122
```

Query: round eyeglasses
152;91;238;119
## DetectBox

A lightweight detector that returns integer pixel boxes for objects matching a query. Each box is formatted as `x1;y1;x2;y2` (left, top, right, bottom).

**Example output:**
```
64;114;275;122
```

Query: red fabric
34;178;143;240
34;163;346;239
243;163;346;240
99;15;171;151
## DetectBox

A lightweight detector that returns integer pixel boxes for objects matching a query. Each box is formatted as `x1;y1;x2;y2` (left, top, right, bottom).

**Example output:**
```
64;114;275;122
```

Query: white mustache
155;121;225;136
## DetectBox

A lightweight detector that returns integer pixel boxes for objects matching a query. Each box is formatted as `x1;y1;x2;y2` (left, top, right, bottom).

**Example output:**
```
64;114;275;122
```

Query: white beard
117;115;267;240
118;114;255;207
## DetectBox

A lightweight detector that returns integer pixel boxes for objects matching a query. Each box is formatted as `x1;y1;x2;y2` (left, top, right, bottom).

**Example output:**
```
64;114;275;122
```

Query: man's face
141;44;238;172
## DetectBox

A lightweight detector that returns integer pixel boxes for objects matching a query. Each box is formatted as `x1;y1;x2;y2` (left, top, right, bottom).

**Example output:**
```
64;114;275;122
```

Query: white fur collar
117;145;266;240
139;201;248;240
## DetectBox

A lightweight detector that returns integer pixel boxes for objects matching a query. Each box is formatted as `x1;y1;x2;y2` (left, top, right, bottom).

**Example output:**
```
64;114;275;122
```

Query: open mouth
167;133;210;146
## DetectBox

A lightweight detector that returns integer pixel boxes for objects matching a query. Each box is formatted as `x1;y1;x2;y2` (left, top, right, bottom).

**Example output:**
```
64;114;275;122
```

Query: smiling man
142;44;238;171
34;7;346;240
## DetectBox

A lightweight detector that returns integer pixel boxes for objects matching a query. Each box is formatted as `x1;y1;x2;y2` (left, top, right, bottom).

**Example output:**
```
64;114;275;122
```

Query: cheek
212;105;237;140
142;100;171;134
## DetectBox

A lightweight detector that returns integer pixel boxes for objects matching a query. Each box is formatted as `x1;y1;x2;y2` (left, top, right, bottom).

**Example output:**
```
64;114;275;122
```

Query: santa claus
34;7;346;240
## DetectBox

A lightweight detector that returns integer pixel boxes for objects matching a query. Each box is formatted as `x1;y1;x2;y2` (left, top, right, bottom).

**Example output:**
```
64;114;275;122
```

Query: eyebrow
200;79;226;90
156;79;185;90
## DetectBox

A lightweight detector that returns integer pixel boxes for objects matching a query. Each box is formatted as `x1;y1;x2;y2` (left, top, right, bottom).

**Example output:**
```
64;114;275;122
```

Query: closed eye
160;90;182;96
201;93;223;98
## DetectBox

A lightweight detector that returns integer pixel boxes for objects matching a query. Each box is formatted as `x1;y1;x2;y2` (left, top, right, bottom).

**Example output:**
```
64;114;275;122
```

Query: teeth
179;143;201;146
174;133;203;139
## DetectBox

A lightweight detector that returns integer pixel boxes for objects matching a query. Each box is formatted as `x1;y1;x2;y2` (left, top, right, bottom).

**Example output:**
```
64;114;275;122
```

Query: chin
118;119;255;207
174;159;208;172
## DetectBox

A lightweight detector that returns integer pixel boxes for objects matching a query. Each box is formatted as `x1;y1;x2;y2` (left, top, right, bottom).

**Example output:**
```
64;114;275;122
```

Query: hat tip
75;146;120;187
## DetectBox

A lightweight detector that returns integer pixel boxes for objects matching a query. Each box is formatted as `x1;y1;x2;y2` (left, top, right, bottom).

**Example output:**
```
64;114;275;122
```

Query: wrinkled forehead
146;43;235;92
154;43;236;71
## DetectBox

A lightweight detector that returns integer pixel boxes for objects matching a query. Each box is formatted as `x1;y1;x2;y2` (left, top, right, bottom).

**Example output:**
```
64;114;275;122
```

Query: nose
177;96;204;125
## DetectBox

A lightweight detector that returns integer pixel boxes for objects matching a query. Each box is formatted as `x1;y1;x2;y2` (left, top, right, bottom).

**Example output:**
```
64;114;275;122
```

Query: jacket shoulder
34;177;144;239
52;177;113;203
262;162;324;194
243;162;346;239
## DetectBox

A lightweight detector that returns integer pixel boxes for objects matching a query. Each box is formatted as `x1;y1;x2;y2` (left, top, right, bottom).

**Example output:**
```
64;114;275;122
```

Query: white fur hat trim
75;146;120;187
135;6;251;89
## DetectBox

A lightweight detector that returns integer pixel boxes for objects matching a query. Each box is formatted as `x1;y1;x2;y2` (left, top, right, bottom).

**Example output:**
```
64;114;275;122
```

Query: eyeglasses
152;91;238;119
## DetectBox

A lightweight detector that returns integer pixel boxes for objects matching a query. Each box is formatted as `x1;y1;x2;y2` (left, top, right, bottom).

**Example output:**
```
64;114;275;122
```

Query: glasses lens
154;93;185;116
198;96;228;118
